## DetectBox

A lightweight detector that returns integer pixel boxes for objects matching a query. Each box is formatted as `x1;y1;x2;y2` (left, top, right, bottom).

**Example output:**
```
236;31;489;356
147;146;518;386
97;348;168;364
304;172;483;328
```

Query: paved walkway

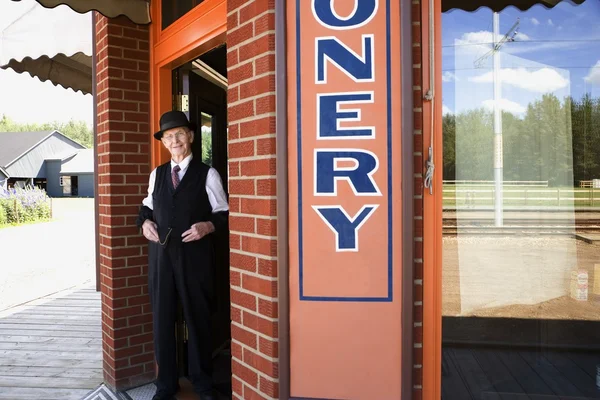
0;198;96;312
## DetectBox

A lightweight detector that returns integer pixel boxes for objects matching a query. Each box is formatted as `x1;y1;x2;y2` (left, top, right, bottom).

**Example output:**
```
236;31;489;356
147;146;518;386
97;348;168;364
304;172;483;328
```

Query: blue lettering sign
315;150;380;195
313;205;378;251
316;35;374;83
312;0;378;30
318;92;374;138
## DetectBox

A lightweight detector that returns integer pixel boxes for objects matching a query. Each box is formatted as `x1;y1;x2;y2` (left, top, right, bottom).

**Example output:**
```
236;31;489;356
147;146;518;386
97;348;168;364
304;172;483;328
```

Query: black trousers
148;238;214;394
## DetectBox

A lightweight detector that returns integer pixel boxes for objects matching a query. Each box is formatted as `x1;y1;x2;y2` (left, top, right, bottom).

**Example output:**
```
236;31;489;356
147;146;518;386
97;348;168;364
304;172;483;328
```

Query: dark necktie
172;165;181;189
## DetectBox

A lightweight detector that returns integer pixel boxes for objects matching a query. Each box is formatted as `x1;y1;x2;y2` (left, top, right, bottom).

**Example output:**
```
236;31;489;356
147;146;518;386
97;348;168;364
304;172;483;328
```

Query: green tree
0;115;93;148
454;107;494;181
442;94;600;188
442;113;456;181
201;127;213;166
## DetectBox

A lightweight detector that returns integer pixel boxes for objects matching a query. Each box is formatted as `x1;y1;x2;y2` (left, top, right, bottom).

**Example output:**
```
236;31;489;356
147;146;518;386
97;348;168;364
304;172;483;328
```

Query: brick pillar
227;1;279;399
95;14;155;390
412;0;424;399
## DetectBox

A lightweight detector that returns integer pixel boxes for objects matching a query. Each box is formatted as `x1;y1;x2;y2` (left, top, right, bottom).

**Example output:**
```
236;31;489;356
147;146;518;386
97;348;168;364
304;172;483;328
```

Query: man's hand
142;219;159;242
182;222;215;242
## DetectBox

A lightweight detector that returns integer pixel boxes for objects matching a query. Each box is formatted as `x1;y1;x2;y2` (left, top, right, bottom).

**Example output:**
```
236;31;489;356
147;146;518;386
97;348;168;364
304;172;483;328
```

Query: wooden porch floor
443;347;600;399
0;284;102;400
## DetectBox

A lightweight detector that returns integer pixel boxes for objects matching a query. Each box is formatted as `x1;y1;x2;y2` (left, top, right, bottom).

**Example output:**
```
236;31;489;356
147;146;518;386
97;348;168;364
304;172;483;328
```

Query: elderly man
136;110;228;400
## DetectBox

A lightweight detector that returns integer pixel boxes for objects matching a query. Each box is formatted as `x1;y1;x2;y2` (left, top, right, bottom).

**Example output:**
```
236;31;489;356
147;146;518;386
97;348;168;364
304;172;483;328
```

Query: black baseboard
443;316;600;350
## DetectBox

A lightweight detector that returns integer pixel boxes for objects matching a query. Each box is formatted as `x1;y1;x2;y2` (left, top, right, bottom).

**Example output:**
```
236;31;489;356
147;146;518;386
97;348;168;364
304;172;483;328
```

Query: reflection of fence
579;180;600;188
444;186;600;208
443;180;549;187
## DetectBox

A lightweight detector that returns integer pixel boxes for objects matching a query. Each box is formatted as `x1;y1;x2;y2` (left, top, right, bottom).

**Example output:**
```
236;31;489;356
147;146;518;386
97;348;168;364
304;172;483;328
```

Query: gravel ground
0;198;96;311
443;234;600;320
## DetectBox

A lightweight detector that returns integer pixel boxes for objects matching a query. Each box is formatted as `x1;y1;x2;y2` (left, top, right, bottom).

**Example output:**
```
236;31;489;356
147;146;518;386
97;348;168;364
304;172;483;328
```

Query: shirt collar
171;153;193;171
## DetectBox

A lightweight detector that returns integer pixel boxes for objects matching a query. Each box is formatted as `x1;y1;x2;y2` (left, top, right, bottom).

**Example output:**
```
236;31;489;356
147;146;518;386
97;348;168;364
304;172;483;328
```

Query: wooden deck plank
0;365;103;379
46;293;100;298
451;348;502;399
495;349;557;398
565;352;600;380
8;303;100;310
0;349;102;360
4;313;100;322
0;335;102;344
471;349;527;400
0;341;102;351
442;347;473;400
0;306;102;319
7;307;101;315
0;375;101;389
542;351;600;399
0;387;92;400
519;350;585;398
0;358;101;369
0;329;101;338
0;322;101;331
1;312;101;321
24;299;100;308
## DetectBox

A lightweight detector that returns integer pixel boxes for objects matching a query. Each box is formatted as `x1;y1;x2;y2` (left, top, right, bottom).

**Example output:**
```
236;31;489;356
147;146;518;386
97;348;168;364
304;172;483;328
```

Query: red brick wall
412;0;424;399
226;1;279;399
95;13;154;390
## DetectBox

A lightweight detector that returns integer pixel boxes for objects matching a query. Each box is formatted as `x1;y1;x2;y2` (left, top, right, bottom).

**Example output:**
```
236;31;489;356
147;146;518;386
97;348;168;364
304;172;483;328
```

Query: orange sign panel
287;0;403;398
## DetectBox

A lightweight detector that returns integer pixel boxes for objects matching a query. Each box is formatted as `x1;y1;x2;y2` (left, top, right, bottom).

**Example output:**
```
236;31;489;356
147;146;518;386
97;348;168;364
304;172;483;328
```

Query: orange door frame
421;0;443;398
149;0;227;168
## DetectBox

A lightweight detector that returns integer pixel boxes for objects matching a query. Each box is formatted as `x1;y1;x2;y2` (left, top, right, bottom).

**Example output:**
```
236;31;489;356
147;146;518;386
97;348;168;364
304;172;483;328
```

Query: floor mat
81;383;133;400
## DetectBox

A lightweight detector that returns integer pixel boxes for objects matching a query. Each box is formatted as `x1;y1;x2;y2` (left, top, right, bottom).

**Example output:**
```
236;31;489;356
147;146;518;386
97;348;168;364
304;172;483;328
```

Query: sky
2;0;598;127
0;0;93;127
441;0;600;116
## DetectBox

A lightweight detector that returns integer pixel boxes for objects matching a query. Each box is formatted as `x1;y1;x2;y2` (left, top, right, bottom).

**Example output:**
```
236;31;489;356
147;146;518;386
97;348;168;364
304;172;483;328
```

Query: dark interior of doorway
172;44;232;398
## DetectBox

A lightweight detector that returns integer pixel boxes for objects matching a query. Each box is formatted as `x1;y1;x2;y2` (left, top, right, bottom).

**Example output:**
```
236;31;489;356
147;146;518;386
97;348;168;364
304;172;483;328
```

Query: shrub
0;185;51;225
0;200;6;225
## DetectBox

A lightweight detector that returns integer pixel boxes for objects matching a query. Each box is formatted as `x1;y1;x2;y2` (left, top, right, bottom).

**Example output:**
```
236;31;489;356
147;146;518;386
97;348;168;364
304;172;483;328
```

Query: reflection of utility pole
475;15;519;226
493;13;503;226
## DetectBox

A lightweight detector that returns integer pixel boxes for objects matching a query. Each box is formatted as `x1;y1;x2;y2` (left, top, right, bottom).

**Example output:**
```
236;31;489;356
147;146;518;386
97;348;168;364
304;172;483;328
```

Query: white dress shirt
142;154;229;213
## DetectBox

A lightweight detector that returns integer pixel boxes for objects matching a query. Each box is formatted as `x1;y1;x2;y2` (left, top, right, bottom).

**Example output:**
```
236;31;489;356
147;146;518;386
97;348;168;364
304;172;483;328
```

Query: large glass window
442;0;600;397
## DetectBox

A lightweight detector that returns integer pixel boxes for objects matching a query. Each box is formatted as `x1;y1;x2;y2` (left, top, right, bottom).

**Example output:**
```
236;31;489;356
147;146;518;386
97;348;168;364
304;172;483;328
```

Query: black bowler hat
153;110;196;140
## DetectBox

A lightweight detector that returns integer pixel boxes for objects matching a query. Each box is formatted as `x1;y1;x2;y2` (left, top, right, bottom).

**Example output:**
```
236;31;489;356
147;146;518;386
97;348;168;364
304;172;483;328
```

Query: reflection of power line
443;66;599;72
475;18;520;68
443;38;600;48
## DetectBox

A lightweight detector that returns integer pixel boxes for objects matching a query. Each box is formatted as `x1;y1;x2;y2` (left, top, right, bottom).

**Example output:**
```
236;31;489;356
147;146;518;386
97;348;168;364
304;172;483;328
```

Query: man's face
161;127;194;158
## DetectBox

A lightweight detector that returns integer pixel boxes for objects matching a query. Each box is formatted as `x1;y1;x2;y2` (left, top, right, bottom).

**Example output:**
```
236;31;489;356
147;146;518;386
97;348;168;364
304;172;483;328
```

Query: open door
172;44;231;395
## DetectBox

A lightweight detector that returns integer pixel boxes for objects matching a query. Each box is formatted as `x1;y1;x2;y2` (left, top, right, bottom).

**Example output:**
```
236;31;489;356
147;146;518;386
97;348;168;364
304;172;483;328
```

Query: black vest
152;157;213;245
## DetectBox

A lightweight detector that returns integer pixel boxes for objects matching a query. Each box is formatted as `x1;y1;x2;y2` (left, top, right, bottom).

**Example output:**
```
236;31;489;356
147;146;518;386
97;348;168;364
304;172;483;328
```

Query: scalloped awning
1;0;149;94
443;0;585;12
0;1;93;94
16;0;150;24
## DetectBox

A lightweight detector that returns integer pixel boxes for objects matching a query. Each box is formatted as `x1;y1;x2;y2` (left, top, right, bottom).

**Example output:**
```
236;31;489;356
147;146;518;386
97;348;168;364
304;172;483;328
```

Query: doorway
172;44;232;398
71;176;79;196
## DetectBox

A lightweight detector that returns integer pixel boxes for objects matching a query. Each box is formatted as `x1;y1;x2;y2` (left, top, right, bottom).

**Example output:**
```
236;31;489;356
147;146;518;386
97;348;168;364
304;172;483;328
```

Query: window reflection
200;111;213;166
442;0;600;398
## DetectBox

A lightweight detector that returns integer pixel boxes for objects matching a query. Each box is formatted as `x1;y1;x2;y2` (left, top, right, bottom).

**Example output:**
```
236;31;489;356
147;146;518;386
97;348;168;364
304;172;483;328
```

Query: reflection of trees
443;94;600;186
201;126;212;165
